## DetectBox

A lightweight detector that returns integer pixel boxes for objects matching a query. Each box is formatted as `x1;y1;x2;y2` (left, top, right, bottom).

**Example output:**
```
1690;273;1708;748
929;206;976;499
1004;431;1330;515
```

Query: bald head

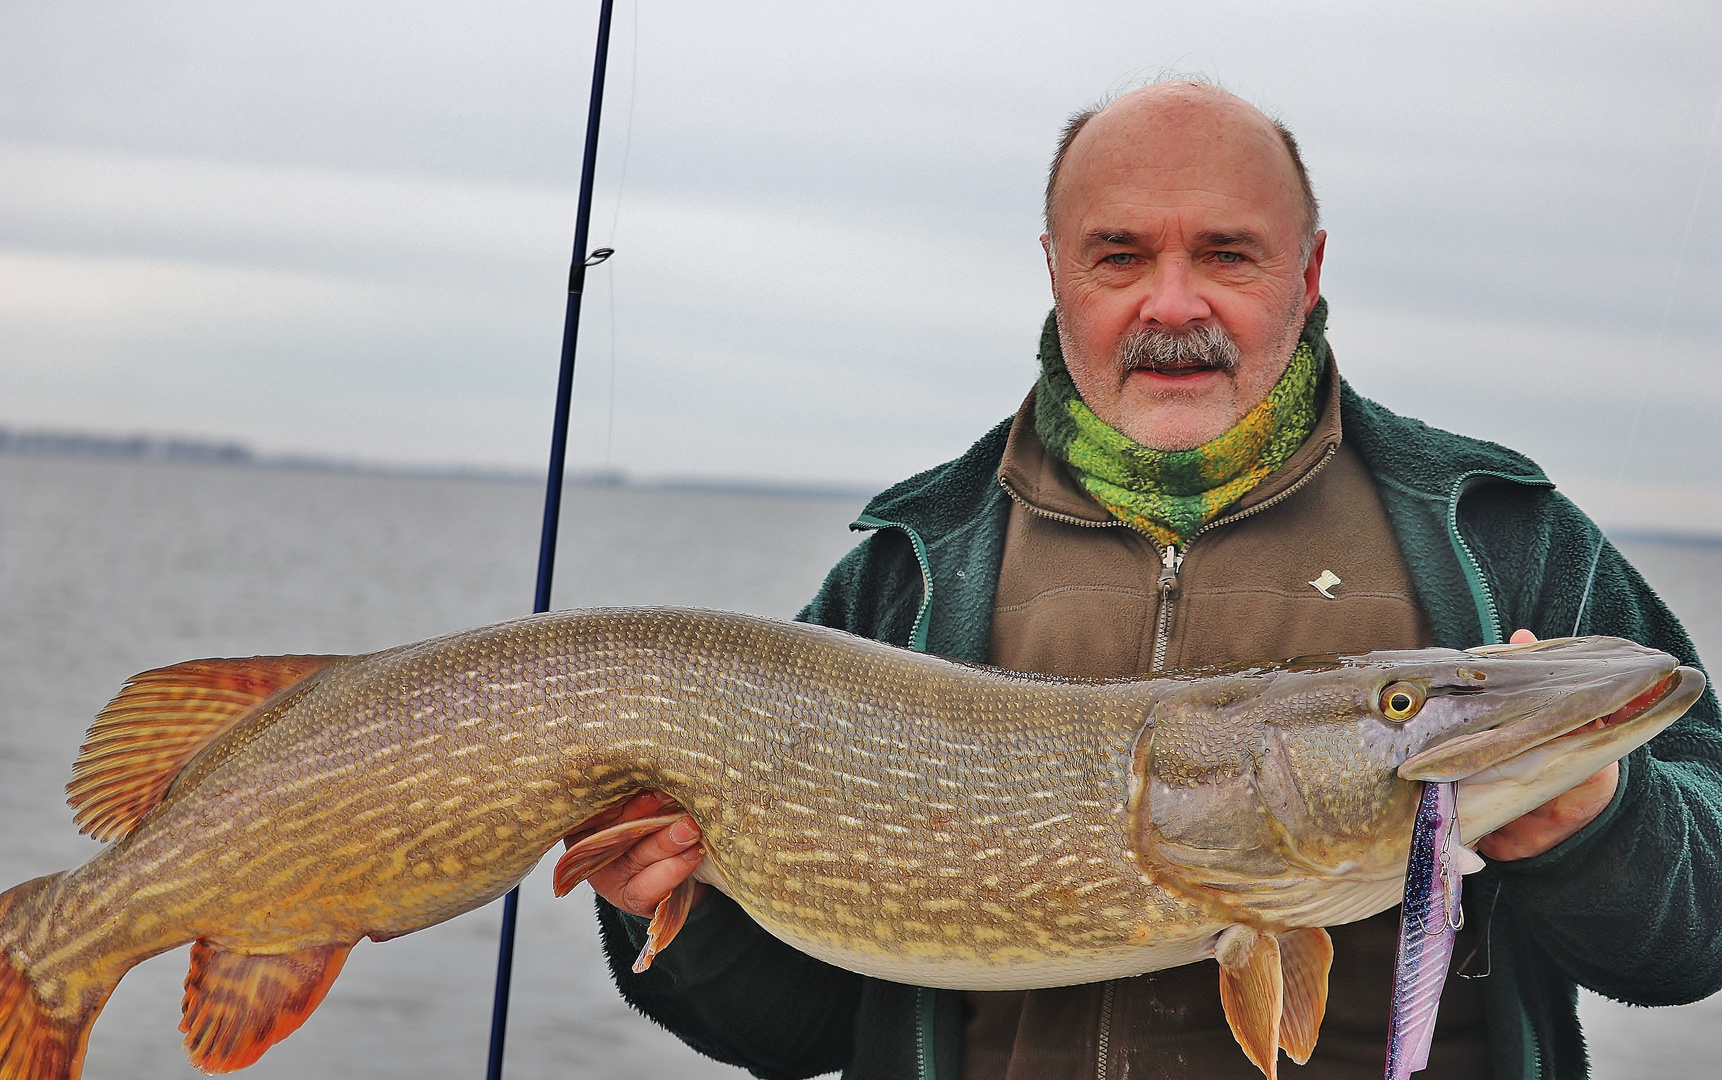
1044;83;1319;259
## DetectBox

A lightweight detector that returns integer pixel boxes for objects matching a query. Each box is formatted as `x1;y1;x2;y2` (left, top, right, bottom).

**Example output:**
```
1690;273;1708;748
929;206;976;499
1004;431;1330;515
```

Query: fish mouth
1395;638;1706;843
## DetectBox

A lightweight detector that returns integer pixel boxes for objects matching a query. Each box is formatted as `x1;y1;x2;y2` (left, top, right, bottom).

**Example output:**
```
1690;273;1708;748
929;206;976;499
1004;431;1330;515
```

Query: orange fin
67;655;340;841
1276;927;1333;1065
0;873;115;1080
1216;925;1283;1080
179;940;351;1073
632;877;699;973
553;813;686;897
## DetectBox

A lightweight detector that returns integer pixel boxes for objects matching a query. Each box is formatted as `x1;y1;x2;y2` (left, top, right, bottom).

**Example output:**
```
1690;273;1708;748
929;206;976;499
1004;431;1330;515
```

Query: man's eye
1212;251;1244;264
1103;253;1135;265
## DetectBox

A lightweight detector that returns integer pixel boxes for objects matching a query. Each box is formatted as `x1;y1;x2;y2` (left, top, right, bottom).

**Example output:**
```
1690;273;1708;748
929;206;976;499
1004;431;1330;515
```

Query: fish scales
0;609;1705;1080
12;610;1209;1006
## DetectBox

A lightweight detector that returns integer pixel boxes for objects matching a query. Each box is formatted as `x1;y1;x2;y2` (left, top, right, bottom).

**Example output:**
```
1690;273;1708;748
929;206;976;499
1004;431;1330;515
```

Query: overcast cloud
1;1;1718;530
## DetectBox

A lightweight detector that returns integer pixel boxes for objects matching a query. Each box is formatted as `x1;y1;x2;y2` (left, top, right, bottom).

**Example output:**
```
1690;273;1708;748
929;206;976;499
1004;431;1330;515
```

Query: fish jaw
1447;664;1705;843
1398;637;1695;783
1387;639;1707;843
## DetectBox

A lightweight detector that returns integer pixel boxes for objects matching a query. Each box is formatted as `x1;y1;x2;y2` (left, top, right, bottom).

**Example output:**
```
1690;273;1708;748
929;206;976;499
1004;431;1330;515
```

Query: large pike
0;609;1704;1079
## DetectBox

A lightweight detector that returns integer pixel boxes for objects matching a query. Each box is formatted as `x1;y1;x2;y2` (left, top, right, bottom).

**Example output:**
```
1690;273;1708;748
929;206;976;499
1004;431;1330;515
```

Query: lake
0;454;1716;1078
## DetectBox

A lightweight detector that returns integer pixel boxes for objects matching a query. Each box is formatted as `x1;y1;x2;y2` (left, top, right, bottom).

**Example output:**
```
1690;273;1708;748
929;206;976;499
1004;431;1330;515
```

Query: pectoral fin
180;940;351;1072
632;876;700;973
1216;925;1283;1080
553;813;687;896
1276;927;1333;1064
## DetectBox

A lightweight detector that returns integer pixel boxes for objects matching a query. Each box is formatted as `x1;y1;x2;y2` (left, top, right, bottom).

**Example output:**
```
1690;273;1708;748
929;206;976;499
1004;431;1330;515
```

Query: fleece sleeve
1468;486;1722;1005
595;895;863;1080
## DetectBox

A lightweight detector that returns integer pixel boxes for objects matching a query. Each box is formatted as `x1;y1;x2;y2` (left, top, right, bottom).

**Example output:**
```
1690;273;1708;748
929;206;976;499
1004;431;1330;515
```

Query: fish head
1395;636;1705;842
1130;636;1704;926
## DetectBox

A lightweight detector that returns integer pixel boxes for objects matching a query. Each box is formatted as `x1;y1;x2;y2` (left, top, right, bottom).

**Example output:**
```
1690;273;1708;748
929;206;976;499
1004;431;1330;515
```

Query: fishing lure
1385;780;1486;1079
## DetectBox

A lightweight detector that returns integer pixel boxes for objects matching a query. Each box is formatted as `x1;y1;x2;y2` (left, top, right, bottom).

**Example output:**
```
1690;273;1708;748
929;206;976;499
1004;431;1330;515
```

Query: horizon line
4;423;1721;544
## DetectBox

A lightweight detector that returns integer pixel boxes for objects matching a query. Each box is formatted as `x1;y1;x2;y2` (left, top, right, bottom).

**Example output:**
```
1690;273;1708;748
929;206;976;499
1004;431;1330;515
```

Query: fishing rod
485;2;617;1076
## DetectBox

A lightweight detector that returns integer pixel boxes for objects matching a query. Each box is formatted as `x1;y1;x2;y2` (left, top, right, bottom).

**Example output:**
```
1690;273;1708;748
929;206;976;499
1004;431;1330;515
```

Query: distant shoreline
0;425;878;502
5;425;1719;542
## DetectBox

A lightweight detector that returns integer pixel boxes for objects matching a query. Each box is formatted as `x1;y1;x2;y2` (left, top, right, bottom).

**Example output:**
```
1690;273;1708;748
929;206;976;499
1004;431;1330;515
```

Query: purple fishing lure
1385;780;1469;1079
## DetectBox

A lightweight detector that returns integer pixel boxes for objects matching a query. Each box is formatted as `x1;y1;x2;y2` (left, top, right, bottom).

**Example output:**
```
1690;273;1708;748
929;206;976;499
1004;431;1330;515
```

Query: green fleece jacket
596;381;1722;1080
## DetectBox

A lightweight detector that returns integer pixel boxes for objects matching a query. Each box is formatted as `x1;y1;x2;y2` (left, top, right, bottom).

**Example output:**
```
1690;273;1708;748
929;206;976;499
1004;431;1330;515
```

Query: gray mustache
1116;324;1241;372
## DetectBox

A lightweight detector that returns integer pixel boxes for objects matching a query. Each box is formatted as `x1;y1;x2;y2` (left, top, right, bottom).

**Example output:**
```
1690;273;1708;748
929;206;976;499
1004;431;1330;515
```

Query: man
581;83;1722;1079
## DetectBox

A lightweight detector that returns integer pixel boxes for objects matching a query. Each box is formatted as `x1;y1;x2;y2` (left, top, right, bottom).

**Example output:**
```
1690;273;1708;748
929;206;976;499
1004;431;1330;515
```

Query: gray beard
1114;322;1241;374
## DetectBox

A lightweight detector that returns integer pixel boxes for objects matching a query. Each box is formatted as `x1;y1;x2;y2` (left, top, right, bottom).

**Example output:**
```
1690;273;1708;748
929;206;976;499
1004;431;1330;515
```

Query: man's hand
566;790;708;918
1476;628;1621;861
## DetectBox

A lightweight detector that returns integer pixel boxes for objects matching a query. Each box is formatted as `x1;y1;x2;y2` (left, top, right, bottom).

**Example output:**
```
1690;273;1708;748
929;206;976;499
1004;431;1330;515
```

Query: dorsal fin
179;940;351;1072
67;655;340;841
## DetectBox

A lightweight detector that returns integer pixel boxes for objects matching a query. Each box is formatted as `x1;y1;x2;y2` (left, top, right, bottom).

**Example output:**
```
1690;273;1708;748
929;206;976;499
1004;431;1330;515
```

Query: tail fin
0;874;115;1080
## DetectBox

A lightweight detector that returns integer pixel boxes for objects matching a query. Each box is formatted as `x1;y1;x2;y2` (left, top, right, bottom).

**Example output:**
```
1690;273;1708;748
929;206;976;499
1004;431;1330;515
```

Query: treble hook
1441;816;1465;931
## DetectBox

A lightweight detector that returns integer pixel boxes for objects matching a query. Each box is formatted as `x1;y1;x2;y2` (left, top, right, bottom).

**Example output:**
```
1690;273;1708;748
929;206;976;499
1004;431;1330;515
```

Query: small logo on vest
1308;570;1342;599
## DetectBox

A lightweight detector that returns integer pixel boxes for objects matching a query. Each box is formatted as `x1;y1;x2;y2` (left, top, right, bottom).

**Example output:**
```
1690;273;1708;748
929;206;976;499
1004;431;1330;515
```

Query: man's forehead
1050;85;1304;236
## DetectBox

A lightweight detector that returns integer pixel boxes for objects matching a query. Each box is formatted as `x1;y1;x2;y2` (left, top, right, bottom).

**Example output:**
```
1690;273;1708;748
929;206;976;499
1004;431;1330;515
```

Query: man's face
1043;88;1326;451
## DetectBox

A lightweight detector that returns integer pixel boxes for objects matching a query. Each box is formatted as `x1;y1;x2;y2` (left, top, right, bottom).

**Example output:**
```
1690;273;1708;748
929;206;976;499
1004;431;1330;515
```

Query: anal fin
180;940;351;1073
632;877;699;973
1216;925;1284;1080
1276;927;1333;1065
553;813;686;896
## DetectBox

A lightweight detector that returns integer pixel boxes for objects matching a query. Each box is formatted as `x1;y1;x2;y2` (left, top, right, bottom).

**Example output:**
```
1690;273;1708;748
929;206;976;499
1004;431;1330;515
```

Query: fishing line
604;0;640;470
1569;86;1722;637
605;268;620;471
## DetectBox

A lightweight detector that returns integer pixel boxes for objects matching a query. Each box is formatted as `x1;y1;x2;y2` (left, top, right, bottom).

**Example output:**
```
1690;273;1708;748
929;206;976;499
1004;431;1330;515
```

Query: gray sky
2;1;1719;530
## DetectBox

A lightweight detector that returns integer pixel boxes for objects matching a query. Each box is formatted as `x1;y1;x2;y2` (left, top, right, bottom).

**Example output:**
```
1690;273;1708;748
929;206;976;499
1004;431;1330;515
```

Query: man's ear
1041;233;1056;290
1302;231;1327;315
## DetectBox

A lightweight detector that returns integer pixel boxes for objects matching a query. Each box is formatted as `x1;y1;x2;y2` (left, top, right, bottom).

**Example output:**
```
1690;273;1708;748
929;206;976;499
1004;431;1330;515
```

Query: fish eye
1379;682;1425;722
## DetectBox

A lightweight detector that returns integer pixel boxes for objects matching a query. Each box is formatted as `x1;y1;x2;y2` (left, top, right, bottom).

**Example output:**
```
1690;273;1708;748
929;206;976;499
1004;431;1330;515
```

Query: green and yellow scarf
1033;300;1328;548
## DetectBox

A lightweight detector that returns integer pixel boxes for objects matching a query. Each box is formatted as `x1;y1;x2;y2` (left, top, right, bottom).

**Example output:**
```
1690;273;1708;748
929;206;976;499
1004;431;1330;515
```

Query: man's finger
588;844;702;923
584;814;705;909
604;814;704;877
612;847;706;918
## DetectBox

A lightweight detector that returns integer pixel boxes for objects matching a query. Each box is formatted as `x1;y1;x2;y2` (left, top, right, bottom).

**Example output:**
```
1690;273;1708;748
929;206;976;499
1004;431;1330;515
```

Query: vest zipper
1095;979;1116;1080
997;476;1128;530
1150;544;1182;672
915;985;938;1080
1142;442;1340;675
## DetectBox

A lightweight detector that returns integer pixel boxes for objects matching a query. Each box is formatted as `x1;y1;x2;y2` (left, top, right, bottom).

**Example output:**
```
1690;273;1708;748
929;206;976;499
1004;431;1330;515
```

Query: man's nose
1135;258;1212;330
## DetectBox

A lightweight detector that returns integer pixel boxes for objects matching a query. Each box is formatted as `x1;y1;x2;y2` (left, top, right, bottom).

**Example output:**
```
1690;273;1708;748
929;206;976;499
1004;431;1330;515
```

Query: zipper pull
1158;544;1183;591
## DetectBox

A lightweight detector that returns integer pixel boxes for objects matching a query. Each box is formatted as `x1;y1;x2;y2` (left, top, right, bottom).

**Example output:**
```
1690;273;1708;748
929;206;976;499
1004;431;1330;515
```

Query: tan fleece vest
966;368;1488;1080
